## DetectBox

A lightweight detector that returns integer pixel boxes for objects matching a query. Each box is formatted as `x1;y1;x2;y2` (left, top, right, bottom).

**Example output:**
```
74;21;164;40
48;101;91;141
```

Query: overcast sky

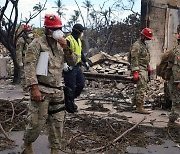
0;0;141;28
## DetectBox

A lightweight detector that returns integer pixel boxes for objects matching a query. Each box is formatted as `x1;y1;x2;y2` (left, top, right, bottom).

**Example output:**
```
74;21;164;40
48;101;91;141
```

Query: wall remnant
141;0;180;69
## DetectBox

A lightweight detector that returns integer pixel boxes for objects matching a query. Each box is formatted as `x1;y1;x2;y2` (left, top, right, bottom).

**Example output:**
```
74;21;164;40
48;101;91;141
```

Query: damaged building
141;0;180;69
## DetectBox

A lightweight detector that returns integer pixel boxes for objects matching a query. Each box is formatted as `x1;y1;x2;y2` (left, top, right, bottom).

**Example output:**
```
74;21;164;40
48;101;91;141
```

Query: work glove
148;66;152;81
31;84;42;102
133;71;139;81
85;62;90;70
63;63;73;72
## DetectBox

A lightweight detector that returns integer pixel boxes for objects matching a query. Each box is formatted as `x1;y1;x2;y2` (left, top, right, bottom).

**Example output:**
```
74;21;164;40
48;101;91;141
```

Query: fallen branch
67;132;84;145
0;123;13;141
9;101;15;122
167;127;176;143
87;116;146;152
106;119;118;134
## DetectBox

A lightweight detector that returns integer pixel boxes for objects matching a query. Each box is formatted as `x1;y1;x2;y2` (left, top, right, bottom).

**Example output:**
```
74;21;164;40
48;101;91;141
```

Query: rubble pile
82;52;166;110
0;43;13;77
0;43;8;57
87;52;130;76
82;76;165;112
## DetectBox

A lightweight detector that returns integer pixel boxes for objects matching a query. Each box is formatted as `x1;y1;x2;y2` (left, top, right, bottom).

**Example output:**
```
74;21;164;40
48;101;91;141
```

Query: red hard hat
44;14;62;28
23;24;32;31
141;28;153;40
178;33;180;40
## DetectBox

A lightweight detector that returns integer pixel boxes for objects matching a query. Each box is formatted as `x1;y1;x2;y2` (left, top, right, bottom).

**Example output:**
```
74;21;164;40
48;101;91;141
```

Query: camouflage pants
168;80;180;122
23;91;65;149
134;70;148;106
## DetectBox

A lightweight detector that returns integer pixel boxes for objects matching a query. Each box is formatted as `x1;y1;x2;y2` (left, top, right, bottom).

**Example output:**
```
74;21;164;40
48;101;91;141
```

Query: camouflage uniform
16;36;33;67
16;36;33;89
168;45;180;122
23;35;77;149
131;39;150;106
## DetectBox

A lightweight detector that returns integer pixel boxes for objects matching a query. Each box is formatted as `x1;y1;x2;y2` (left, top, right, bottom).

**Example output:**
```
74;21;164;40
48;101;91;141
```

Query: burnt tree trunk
10;49;20;84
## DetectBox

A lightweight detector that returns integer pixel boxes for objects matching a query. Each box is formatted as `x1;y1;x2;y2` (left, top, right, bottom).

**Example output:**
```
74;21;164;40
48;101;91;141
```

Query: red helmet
178;33;180;40
23;24;32;31
44;14;62;28
141;28;153;40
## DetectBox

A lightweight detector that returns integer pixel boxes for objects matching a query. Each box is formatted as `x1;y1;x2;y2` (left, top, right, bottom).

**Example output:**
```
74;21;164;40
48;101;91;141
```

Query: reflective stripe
66;35;82;63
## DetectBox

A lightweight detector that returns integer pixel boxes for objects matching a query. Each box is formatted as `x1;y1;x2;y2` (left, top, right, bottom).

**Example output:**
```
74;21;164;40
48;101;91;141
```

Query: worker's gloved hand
133;71;139;81
31;84;42;102
85;62;90;70
63;63;72;72
148;66;152;81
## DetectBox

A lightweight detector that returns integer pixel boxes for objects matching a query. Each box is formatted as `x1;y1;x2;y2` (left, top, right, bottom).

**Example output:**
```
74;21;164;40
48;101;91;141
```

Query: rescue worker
130;27;153;114
167;33;180;128
16;24;34;86
16;24;34;68
63;23;90;111
21;14;77;154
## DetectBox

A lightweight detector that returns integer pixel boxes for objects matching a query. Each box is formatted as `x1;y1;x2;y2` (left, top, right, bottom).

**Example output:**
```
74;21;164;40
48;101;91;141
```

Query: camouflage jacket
130;39;150;72
171;45;180;82
24;35;77;93
16;37;33;66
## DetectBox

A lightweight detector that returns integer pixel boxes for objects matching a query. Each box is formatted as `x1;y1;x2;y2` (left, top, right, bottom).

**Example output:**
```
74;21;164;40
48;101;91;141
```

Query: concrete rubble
0;43;13;78
87;52;131;76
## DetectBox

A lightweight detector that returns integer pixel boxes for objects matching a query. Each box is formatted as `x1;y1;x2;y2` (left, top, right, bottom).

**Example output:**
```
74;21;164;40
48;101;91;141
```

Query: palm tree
53;0;67;18
82;0;93;27
69;10;80;25
33;2;46;27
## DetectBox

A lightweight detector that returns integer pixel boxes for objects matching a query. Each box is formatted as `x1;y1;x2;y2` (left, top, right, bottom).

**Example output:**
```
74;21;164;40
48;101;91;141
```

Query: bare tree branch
74;0;85;26
0;123;13;141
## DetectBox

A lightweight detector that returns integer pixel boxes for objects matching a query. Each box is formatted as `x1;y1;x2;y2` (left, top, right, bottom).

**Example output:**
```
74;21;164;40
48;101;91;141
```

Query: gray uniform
23;35;77;149
131;39;150;105
168;45;180;122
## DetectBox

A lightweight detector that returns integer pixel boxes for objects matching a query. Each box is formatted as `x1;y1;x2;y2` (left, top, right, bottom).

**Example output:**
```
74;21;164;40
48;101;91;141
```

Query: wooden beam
83;72;133;82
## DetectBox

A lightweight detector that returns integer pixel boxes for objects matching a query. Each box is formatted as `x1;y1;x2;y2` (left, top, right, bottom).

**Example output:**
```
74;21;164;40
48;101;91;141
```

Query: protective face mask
28;33;34;38
145;40;151;45
52;30;64;40
144;38;151;44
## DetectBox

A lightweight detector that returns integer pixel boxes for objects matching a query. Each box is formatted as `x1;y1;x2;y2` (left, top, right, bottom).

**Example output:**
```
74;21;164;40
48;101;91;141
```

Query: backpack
156;49;177;80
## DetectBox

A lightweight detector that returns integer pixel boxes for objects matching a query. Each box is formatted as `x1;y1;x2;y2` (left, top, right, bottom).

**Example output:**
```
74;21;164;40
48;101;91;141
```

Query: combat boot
167;121;180;128
21;143;34;154
51;148;59;154
135;104;151;114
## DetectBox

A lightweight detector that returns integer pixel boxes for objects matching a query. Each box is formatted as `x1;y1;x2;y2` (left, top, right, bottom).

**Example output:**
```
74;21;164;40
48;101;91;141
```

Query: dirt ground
0;78;180;154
